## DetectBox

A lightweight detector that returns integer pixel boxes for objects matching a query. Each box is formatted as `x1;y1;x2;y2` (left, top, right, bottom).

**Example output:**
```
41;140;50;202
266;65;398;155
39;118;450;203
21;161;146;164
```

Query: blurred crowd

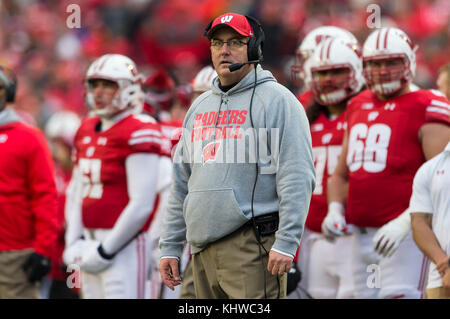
0;0;449;127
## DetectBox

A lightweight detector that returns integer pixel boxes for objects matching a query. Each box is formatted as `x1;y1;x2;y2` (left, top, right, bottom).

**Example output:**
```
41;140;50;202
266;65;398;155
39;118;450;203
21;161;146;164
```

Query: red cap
206;13;254;38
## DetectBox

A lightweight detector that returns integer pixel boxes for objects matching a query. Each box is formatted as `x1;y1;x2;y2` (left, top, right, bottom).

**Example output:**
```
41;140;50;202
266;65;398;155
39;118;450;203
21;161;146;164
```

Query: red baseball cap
206;13;254;38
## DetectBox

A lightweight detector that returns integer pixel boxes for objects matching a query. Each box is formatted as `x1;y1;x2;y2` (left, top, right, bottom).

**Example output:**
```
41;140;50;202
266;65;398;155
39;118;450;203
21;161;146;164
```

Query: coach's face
0;84;7;112
210;27;252;86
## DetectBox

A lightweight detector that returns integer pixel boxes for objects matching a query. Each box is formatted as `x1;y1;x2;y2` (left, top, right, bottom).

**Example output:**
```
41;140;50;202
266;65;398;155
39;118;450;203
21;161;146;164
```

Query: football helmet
85;54;143;117
142;69;176;116
191;66;217;93
362;27;417;96
45;111;81;147
291;26;358;89
309;37;364;106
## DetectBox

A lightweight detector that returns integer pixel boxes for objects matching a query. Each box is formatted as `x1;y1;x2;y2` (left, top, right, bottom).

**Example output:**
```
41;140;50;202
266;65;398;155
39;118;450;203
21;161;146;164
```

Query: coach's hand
159;257;182;290
22;252;51;283
268;250;293;276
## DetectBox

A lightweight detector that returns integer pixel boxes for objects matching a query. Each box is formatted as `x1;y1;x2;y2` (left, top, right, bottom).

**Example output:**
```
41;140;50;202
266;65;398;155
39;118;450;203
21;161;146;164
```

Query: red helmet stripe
376;29;381;49
326;39;334;60
384;28;390;49
320;41;326;61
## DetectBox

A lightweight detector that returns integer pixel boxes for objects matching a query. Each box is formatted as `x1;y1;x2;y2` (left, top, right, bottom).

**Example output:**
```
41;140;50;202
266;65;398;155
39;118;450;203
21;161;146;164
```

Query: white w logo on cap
221;15;233;23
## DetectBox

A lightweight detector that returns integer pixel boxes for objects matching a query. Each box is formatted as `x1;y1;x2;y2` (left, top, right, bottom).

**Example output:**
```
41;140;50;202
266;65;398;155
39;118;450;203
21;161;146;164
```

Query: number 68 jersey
345;89;450;228
73;113;163;229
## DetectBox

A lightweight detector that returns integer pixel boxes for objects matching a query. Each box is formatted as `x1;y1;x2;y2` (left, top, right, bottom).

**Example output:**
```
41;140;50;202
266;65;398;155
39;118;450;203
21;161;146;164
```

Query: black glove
22;252;51;283
286;262;302;295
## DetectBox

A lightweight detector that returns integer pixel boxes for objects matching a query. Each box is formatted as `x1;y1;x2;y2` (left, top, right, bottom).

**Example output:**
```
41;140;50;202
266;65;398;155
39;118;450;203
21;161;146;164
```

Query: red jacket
0;117;58;258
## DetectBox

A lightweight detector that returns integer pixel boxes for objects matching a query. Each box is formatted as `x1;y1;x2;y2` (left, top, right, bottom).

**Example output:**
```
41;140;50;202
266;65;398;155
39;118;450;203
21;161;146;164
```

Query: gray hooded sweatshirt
159;65;315;257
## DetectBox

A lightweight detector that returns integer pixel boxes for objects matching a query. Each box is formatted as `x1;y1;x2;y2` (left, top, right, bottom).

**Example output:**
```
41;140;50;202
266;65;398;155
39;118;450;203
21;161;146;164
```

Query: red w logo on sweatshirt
202;141;221;164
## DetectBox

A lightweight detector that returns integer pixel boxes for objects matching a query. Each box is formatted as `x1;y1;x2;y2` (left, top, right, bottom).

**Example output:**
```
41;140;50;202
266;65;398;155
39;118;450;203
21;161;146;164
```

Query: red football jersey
345;89;450;227
160;118;183;157
298;90;314;110
305;112;347;233
74;113;162;229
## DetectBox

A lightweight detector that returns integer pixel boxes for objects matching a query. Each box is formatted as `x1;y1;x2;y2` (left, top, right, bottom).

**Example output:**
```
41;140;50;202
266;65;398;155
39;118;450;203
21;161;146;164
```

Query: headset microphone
228;60;260;72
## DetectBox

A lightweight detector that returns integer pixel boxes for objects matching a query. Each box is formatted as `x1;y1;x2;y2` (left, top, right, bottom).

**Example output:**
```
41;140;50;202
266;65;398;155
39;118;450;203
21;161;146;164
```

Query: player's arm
64;165;84;247
100;153;159;256
419;122;450;160
323;131;349;237
79;153;159;274
62;164;88;267
420;90;450;160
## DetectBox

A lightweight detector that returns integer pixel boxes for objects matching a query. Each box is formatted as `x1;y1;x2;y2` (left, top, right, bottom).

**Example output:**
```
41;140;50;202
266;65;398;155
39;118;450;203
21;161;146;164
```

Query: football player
63;54;163;299
289;37;364;299
323;27;450;298
291;26;358;108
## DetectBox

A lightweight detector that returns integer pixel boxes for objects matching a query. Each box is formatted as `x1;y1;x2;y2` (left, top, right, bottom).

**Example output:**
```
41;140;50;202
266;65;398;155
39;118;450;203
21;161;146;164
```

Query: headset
205;15;281;299
0;66;17;103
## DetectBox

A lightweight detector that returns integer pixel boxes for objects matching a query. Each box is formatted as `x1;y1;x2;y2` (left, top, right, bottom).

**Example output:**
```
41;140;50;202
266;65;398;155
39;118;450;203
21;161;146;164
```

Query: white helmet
45;111;81;147
362;27;417;96
85;54;143;117
191;66;217;93
291;26;358;89
308;37;364;106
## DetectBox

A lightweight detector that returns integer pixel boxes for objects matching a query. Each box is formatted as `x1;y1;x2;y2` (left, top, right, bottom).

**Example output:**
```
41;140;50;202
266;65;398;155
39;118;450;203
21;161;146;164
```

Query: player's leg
334;235;355;299
307;235;339;298
378;232;427;299
80;271;103;299
101;232;148;299
351;227;380;299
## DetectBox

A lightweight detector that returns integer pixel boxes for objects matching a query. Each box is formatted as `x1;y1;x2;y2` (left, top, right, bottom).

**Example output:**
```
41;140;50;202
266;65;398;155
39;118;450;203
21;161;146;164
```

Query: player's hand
373;213;411;258
267;250;293;276
63;238;86;266
321;209;348;237
159;257;182;290
79;240;113;274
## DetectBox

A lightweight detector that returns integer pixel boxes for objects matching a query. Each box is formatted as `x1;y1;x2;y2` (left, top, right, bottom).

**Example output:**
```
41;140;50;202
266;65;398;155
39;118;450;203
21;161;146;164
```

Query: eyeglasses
210;38;248;50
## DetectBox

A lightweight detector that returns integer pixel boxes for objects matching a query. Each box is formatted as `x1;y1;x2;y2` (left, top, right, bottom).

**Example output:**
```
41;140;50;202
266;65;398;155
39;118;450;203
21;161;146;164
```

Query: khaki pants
179;260;196;299
426;287;450;299
192;223;287;299
0;250;39;299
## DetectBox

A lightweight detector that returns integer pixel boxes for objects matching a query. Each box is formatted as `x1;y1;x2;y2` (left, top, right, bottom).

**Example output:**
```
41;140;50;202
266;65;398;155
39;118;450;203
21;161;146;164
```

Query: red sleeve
127;122;163;155
298;90;313;110
424;90;450;125
27;129;59;258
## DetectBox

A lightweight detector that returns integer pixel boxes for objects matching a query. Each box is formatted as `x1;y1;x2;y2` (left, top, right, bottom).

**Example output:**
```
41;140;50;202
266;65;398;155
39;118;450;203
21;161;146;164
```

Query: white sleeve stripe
430;100;450;109
128;137;162;145
426;106;449;115
131;129;162;138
